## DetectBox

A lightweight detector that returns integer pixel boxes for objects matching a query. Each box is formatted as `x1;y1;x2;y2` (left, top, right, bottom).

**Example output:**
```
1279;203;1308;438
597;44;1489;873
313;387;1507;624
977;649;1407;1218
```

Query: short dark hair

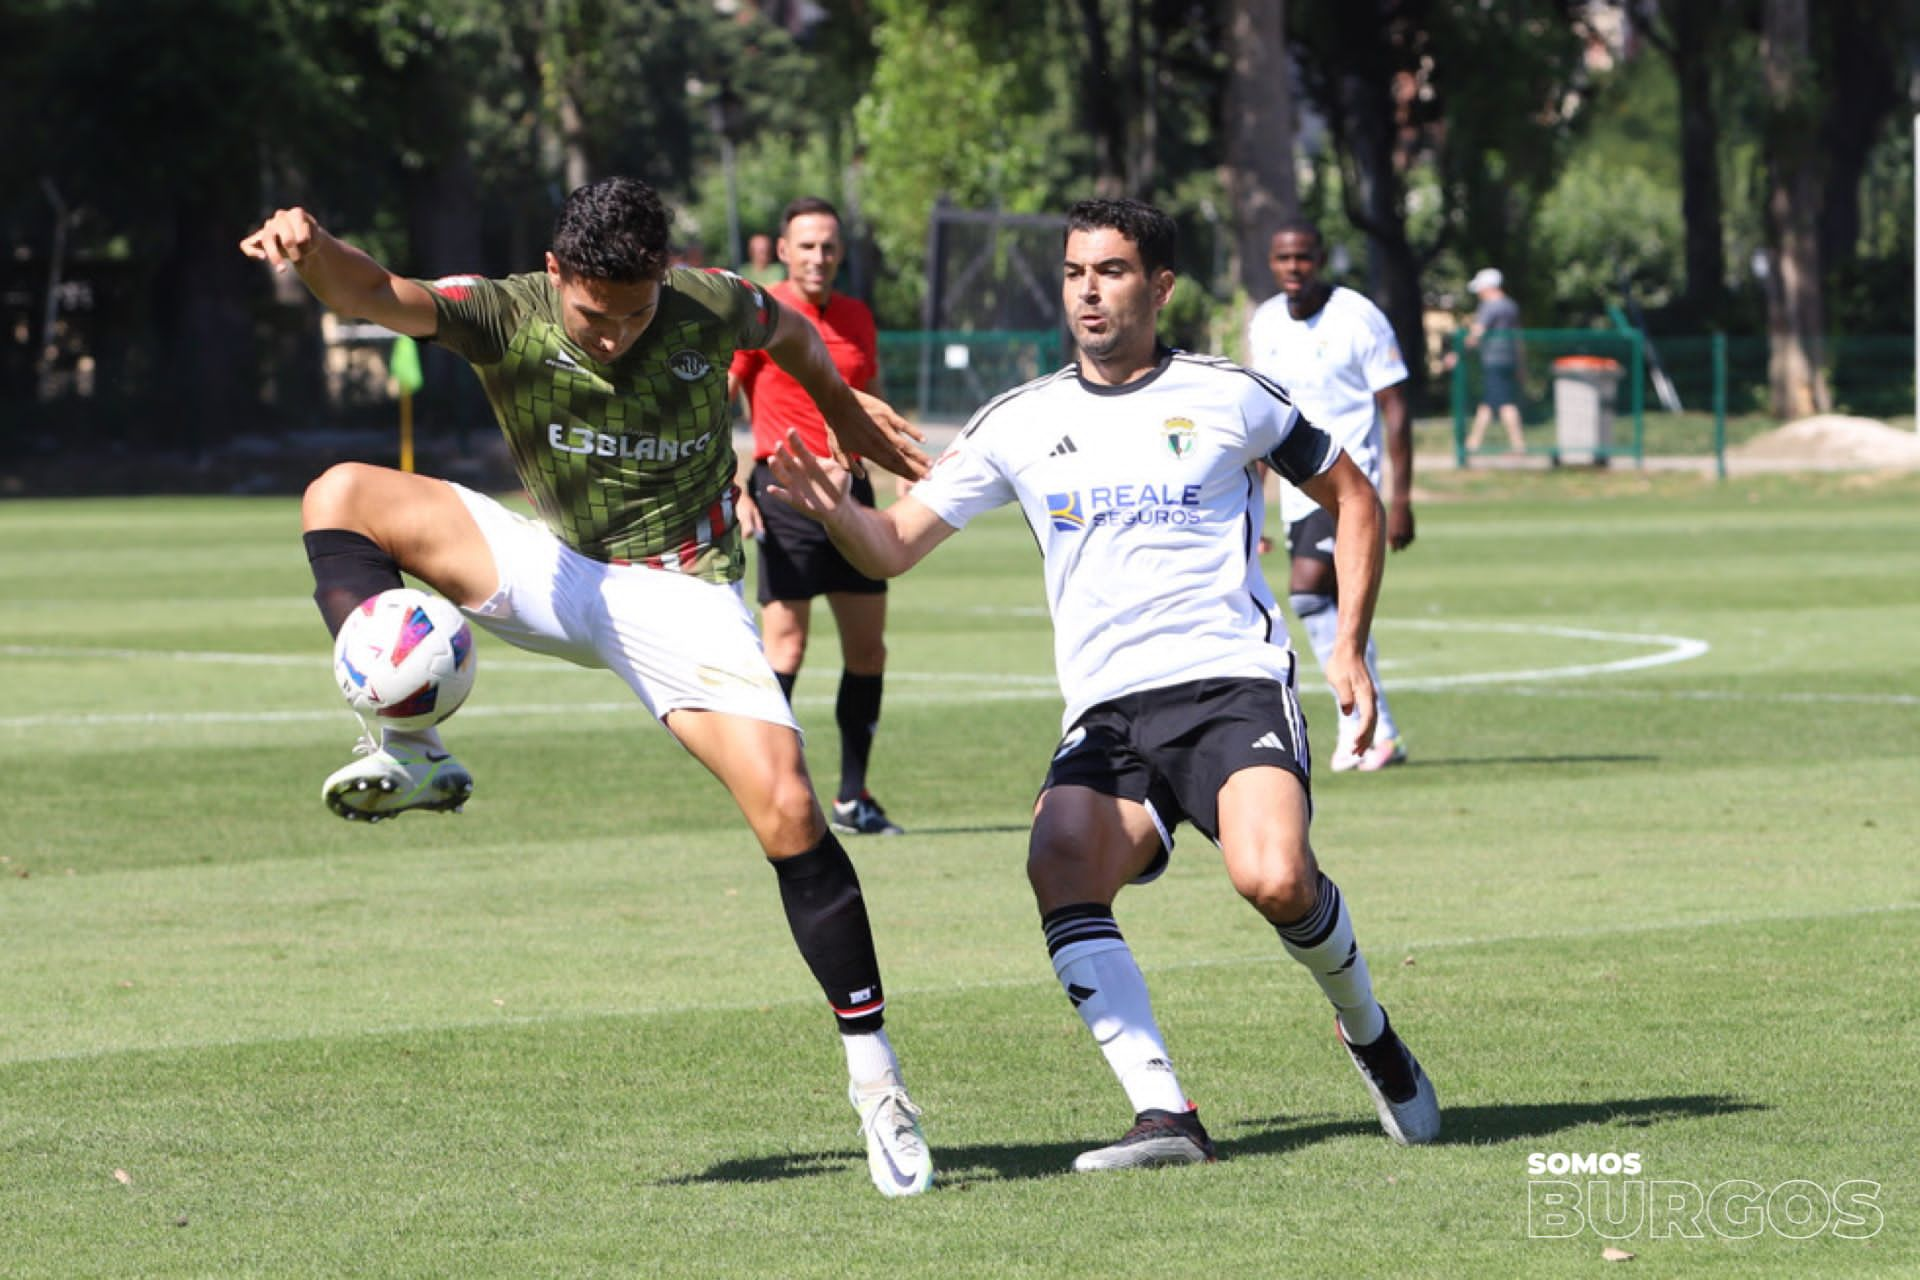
780;196;841;233
1269;219;1325;254
550;177;673;282
1063;198;1177;278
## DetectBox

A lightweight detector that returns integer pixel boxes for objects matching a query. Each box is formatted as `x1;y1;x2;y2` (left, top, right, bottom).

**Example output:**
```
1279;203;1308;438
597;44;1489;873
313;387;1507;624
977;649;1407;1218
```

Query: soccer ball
332;588;477;731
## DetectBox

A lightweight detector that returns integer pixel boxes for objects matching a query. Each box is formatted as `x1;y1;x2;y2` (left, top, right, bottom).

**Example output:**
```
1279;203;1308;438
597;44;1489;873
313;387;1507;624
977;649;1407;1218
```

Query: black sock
304;529;402;637
835;671;883;803
775;670;798;703
771;831;885;1034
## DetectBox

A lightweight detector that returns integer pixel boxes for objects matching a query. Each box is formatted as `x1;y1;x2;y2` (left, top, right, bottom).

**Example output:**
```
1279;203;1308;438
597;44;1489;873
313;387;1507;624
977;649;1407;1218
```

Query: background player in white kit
1248;222;1414;772
769;198;1439;1170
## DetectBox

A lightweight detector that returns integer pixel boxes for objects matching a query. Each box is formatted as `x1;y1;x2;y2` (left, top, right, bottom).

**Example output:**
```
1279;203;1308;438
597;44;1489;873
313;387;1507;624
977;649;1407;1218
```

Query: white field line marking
0;644;1056;683
1382;620;1710;688
15;624;1916;732
7;902;1913;1067
0;688;1058;731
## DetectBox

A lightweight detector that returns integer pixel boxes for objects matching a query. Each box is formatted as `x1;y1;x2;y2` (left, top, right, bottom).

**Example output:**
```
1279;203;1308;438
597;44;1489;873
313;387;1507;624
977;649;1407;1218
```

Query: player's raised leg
668;707;932;1196
1215;766;1439;1144
302;463;496;820
1029;787;1216;1171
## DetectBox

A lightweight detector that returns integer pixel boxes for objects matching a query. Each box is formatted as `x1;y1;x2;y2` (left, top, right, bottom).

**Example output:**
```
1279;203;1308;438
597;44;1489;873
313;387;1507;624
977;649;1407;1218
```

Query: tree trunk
1762;0;1830;419
1666;5;1726;319
1815;0;1899;271
1074;0;1130;196
1334;56;1426;404
1222;0;1298;300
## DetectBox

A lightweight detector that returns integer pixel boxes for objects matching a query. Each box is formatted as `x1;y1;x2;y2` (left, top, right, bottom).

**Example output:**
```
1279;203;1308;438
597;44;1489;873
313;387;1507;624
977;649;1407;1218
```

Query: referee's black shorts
748;458;889;605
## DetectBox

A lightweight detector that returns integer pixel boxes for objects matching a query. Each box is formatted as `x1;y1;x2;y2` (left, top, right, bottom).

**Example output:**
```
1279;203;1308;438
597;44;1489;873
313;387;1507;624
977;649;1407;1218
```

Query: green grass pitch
2;469;1916;1277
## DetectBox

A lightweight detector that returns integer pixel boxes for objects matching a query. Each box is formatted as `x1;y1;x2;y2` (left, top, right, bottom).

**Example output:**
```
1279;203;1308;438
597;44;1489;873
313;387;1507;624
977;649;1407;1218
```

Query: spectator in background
731;197;903;836
741;232;783;287
1462;267;1525;453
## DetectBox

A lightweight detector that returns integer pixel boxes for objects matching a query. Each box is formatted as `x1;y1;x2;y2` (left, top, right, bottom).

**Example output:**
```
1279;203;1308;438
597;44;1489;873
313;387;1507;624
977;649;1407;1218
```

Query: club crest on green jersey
669;350;712;381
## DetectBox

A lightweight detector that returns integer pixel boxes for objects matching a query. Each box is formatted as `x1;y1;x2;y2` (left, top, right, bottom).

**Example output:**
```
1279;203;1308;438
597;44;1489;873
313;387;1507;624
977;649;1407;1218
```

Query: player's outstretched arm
1299;452;1385;744
763;303;928;482
239;207;437;338
765;432;954;578
1378;381;1415;551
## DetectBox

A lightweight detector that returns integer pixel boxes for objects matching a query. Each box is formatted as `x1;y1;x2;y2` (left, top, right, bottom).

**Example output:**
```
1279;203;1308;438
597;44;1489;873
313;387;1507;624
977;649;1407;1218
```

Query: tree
1222;0;1300;300
1761;0;1830;418
1627;0;1732;321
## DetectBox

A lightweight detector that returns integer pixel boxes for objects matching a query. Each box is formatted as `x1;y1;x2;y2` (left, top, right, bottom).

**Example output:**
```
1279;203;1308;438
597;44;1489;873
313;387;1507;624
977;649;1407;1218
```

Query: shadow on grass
1395;753;1658;769
903;823;1032;837
1230;1092;1765;1155
661;1093;1763;1189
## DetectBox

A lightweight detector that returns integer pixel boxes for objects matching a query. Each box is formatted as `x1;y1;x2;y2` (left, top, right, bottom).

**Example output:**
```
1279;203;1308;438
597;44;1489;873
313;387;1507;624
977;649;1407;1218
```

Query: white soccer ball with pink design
332;588;477;731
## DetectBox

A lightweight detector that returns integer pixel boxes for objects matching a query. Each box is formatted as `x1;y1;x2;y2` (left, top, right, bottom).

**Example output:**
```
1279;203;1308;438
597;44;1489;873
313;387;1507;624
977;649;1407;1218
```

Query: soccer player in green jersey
240;177;934;1197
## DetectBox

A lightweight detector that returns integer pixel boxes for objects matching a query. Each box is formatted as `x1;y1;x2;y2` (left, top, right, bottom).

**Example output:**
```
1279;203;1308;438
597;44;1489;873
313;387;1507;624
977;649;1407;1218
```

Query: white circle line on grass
1381;620;1711;689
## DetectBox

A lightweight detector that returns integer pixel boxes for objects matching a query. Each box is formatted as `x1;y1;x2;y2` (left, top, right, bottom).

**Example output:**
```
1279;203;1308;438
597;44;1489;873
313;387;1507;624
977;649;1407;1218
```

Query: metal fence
876;329;1065;424
1449;329;1917;475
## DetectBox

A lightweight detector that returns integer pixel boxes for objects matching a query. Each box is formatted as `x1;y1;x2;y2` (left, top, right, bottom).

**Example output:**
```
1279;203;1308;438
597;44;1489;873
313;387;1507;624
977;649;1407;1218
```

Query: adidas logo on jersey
545;349;587;373
1251;731;1287;751
1050;435;1078;456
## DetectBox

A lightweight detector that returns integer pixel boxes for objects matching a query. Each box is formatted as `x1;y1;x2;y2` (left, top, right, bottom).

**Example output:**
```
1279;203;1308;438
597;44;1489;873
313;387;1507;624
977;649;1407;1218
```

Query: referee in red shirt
732;197;902;836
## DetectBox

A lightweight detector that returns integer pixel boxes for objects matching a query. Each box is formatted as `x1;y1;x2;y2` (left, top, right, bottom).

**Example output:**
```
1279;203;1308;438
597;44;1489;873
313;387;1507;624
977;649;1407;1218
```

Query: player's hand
240;207;326;272
765;430;853;526
735;487;764;540
838;388;929;483
1387;500;1415;552
1323;647;1378;752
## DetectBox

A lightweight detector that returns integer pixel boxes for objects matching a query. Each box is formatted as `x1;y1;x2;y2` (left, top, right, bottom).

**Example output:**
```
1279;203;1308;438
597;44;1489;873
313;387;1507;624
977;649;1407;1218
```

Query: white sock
1275;872;1386;1045
1291;591;1340;678
1044;906;1188;1115
1292;593;1398;743
843;1028;902;1093
380;724;446;754
1360;637;1399;742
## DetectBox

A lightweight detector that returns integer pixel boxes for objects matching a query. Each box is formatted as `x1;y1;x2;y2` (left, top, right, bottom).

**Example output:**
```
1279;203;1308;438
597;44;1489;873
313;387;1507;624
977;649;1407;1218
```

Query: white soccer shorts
448;483;798;730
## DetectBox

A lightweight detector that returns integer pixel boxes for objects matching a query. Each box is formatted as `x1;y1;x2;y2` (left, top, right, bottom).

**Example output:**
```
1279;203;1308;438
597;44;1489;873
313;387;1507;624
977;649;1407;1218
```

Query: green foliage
686;133;851;265
1534;150;1683;322
853;1;1075;326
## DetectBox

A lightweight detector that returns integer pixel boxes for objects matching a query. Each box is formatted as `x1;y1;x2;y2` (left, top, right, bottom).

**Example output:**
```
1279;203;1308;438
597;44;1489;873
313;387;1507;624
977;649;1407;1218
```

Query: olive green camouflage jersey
417;267;779;582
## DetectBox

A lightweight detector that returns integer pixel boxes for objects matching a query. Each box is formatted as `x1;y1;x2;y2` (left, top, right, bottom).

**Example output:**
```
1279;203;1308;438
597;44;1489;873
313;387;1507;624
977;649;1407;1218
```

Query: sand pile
1730;415;1920;469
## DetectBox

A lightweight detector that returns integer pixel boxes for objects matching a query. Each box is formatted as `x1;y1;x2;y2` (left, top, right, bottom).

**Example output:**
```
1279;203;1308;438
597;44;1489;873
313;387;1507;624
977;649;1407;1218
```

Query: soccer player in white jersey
768;198;1439;1170
1248;222;1414;772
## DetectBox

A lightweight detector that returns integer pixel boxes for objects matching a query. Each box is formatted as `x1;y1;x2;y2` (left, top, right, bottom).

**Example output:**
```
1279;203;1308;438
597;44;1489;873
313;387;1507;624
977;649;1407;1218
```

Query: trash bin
1551;355;1624;465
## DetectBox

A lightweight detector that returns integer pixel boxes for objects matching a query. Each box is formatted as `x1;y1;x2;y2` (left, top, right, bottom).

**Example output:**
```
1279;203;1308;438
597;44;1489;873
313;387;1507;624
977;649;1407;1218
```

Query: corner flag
389;335;425;395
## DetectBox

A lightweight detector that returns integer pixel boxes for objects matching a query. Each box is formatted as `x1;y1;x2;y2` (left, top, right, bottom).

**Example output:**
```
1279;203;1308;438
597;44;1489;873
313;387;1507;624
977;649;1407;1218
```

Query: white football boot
850;1081;933;1197
1072;1107;1217;1172
323;730;473;822
1337;1011;1441;1144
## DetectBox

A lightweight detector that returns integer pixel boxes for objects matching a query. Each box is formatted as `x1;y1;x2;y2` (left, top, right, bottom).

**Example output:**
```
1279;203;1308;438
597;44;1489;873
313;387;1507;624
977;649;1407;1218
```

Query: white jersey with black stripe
1247;285;1407;487
912;348;1342;729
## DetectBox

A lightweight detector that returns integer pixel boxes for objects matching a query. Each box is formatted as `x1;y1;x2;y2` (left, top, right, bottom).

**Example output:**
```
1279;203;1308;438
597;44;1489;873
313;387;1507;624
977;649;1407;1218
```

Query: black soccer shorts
1041;674;1313;880
1285;503;1338;565
748;459;889;605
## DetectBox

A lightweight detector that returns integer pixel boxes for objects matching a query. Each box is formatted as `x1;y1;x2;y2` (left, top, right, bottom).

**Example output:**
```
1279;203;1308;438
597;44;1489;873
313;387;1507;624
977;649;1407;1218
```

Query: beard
1073;322;1122;360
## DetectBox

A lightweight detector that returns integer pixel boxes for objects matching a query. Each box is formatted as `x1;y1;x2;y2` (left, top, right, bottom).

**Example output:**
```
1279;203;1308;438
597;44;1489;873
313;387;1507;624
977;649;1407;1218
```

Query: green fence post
1452;329;1468;468
1713;331;1727;481
1629;329;1645;466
